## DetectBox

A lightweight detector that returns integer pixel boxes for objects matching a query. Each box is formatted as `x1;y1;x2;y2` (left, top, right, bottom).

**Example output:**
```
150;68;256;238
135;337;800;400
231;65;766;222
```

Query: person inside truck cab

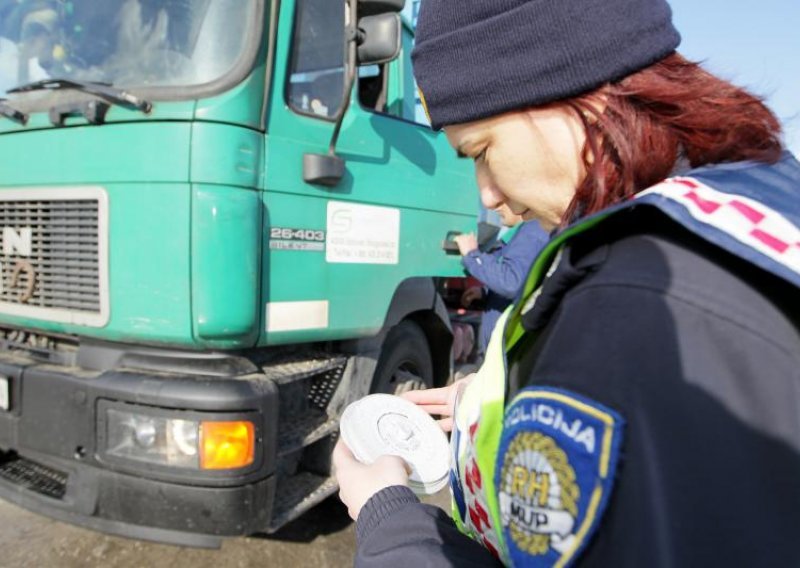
0;0;60;85
333;0;800;565
0;0;203;91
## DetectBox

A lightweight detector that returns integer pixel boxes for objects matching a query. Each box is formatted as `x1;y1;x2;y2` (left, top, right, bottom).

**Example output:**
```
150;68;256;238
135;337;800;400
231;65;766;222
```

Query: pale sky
408;1;800;155
669;0;800;155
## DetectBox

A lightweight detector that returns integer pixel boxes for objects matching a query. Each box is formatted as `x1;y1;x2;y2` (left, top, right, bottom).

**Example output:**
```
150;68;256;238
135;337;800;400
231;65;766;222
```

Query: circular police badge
495;387;624;566
498;431;580;555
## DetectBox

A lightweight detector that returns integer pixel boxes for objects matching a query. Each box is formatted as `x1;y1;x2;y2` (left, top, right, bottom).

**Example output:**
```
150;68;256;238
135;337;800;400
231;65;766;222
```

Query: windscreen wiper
8;78;152;114
0;99;28;125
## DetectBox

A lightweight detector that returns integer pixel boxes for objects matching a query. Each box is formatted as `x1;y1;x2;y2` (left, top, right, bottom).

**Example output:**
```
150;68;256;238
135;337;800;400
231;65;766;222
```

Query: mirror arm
327;18;358;157
303;0;358;187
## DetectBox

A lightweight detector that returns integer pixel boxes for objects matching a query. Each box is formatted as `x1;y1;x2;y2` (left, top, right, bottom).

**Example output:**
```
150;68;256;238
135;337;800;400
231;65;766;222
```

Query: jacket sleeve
461;221;548;300
354;486;502;567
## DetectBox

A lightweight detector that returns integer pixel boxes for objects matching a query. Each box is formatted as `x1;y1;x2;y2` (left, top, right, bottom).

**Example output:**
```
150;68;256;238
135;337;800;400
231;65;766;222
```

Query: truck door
262;0;474;347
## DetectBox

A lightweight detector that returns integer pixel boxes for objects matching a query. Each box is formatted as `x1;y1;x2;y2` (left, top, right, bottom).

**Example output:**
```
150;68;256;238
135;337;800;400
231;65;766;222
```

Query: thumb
332;438;359;472
375;454;411;474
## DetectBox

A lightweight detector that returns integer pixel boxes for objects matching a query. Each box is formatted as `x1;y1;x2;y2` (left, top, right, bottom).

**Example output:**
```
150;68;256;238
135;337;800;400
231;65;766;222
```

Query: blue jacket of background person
461;220;549;355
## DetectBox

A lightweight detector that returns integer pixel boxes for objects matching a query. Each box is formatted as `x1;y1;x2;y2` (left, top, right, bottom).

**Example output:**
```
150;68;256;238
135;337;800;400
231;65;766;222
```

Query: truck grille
0;188;108;327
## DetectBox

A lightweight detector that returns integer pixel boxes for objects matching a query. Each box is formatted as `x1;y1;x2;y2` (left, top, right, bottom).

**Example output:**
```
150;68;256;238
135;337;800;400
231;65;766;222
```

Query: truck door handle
442;231;462;255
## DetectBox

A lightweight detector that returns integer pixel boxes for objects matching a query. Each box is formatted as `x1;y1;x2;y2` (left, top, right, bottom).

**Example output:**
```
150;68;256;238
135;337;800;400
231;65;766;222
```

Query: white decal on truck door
326;202;400;265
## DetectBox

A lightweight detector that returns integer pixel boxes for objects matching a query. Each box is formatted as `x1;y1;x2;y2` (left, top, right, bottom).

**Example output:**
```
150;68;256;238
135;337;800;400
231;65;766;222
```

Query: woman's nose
479;184;504;210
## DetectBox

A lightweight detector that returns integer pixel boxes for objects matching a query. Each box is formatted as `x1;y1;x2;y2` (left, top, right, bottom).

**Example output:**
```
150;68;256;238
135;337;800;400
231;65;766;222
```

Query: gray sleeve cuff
356;485;420;543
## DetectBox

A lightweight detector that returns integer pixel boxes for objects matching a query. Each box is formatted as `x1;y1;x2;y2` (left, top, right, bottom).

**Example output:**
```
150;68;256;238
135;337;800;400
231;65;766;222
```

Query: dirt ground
0;490;450;568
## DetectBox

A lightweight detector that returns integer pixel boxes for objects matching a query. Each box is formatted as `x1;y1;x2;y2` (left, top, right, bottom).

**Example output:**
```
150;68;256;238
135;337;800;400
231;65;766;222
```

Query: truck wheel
371;320;433;395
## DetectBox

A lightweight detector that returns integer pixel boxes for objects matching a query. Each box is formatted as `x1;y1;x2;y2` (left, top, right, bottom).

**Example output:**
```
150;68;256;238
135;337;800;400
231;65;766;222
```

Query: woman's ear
581;94;608;124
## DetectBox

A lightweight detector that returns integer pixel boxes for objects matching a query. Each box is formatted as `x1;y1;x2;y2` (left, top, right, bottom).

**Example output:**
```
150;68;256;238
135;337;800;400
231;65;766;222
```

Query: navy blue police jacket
352;151;800;567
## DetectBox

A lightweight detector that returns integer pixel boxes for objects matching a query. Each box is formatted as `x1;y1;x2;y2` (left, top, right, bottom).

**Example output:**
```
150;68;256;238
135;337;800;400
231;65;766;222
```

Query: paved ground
0;490;450;568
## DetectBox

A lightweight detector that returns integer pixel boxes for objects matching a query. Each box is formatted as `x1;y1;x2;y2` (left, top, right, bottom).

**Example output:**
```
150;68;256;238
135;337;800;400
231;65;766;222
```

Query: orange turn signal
200;421;255;470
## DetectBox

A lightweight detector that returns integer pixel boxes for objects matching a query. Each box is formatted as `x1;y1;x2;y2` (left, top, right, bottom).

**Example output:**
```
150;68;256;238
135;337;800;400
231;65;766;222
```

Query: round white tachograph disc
340;394;450;494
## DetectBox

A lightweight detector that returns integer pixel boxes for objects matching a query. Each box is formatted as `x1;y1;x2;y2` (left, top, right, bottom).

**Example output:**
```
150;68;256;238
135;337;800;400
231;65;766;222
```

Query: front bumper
0;350;279;547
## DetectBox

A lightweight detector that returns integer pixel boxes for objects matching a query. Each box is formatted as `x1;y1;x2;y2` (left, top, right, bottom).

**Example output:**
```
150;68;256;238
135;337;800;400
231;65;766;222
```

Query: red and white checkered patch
639;177;800;274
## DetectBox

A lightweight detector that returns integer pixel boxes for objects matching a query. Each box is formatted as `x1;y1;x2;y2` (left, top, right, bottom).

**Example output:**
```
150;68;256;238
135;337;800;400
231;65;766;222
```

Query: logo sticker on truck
1;227;37;303
326;202;400;265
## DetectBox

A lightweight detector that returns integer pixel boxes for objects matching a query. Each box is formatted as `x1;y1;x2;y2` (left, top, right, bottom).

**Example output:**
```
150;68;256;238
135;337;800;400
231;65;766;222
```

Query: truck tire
371;320;433;395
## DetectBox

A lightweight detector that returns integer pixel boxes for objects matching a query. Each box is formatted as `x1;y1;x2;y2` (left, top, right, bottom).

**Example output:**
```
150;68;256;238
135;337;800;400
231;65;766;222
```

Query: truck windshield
0;0;258;97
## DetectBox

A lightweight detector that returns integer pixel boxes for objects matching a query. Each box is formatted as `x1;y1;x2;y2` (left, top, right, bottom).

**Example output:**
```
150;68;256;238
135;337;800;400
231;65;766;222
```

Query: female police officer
333;0;800;565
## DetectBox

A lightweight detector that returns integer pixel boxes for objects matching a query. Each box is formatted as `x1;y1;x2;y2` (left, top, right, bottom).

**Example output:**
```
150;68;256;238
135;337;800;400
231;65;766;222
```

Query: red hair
562;52;783;223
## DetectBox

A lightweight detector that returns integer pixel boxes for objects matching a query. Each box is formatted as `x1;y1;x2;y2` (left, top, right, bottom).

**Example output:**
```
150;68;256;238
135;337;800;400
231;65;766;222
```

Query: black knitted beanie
411;0;681;130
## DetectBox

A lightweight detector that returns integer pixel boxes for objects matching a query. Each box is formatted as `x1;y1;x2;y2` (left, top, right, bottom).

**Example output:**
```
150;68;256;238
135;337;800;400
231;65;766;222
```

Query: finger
404;402;453;416
414;403;452;416
402;386;451;405
437;417;454;432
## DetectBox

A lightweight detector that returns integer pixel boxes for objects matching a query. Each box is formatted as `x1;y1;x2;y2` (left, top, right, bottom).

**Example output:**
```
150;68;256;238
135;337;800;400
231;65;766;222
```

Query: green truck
0;0;476;546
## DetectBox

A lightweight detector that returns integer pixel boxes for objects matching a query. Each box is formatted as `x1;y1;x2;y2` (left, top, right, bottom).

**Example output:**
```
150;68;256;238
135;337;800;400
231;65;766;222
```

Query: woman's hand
332;440;410;521
401;375;473;432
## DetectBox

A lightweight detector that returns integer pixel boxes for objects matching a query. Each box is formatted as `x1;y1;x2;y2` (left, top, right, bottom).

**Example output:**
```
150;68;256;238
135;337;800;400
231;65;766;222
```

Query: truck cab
0;0;475;546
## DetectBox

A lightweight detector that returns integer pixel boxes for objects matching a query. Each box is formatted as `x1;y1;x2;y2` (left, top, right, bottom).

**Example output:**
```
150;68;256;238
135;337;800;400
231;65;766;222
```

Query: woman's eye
474;148;487;162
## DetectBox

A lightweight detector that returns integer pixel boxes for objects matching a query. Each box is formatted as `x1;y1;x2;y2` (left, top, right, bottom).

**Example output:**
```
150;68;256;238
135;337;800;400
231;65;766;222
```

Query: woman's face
445;105;587;231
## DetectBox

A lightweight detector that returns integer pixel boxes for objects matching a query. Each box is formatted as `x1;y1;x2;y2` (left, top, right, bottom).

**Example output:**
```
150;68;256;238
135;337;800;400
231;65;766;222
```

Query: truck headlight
105;408;255;470
106;409;200;468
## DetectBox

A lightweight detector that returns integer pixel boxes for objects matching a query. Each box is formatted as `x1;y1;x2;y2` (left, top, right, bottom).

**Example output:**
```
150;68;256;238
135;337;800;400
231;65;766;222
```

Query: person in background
454;206;547;359
333;0;800;565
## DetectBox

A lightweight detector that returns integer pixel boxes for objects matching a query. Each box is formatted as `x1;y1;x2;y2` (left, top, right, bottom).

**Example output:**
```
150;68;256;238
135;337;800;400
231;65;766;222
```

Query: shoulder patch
495;387;623;567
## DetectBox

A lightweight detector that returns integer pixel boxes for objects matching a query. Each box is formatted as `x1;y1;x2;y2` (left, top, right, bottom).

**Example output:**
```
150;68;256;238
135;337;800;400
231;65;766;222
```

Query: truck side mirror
357;13;401;66
302;0;405;188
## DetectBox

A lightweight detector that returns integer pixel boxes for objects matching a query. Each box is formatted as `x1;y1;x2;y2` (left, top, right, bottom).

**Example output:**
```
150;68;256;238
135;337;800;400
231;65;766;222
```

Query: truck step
277;410;339;456
0;452;67;500
268;471;338;532
261;354;347;384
